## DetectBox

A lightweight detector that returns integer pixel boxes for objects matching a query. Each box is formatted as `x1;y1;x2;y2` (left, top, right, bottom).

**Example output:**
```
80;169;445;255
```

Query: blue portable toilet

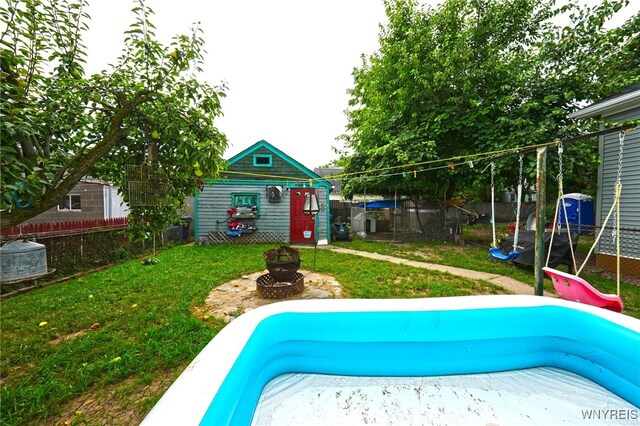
557;193;595;234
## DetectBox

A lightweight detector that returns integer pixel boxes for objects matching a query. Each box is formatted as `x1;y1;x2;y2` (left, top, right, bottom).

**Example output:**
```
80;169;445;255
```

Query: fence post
80;221;84;259
393;190;397;242
363;189;367;236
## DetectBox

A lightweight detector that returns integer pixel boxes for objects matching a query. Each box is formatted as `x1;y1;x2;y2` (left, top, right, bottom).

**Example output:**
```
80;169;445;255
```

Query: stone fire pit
256;272;305;299
201;270;342;323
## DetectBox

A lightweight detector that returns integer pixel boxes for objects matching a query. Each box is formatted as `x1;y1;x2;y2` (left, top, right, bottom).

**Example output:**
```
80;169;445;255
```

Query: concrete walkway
314;245;553;297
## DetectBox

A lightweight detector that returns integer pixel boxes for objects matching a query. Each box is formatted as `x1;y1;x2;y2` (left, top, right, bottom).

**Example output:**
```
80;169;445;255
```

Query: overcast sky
83;0;397;169
82;0;638;170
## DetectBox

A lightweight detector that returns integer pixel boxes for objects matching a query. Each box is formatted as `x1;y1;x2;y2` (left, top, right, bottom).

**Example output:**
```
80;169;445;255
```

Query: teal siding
597;107;640;259
201;140;332;243
197;183;330;243
316;185;328;241
197;184;290;241
227;146;307;181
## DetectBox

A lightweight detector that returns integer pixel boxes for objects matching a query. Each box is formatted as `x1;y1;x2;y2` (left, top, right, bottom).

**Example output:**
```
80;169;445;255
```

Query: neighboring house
195;140;332;244
568;85;640;276
23;178;129;224
314;167;343;200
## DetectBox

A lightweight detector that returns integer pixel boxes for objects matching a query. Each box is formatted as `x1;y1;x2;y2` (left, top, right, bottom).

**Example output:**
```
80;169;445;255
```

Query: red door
290;188;316;243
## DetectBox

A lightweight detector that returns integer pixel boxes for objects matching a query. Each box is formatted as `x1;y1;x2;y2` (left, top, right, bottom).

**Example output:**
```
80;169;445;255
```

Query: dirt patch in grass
471;282;508;295
389;244;468;263
49;329;90;345
407;288;431;297
49;366;184;426
0;362;34;388
409;249;442;262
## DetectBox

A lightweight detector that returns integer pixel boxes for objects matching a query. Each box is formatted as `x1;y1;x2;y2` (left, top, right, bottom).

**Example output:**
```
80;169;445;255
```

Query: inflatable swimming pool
142;295;640;425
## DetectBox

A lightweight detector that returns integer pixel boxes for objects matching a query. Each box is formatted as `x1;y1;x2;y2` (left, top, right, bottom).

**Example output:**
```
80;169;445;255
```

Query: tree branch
0;1;19;47
19;138;37;163
2;89;154;230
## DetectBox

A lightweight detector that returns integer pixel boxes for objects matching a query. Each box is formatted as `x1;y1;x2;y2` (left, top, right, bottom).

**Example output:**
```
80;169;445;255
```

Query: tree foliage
1;0;227;236
339;0;639;202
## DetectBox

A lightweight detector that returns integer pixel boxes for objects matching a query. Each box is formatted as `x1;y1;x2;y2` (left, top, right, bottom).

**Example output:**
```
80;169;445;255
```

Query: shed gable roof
224;140;329;186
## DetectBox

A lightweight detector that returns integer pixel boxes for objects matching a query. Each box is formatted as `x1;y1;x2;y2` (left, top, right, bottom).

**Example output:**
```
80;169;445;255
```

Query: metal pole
393;190;397;242
363;188;367;235
444;193;447;236
534;146;547;296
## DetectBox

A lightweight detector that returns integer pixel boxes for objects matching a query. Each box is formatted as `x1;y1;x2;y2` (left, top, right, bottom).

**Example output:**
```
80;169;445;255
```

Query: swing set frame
488;154;524;262
484;123;635;310
542;131;628;312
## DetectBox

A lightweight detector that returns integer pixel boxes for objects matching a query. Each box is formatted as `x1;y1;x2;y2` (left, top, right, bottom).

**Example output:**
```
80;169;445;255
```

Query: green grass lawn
1;243;501;425
2;240;638;425
336;238;542;290
333;238;640;319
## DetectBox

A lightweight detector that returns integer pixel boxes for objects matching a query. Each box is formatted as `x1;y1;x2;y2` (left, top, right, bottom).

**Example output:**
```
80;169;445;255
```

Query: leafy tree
339;0;638;204
1;0;227;237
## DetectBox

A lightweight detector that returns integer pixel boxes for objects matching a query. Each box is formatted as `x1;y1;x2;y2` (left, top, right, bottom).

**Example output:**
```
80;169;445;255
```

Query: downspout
108;185;112;219
325;184;331;242
103;185;109;219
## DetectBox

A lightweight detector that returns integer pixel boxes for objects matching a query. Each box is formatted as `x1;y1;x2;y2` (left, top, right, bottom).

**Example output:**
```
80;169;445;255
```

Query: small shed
195;140;332;244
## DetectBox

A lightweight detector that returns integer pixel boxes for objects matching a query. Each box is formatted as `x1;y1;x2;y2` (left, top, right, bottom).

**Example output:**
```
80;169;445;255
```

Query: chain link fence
330;201;353;226
350;203;463;243
1;224;193;295
463;223;640;279
0;229;147;295
590;225;640;278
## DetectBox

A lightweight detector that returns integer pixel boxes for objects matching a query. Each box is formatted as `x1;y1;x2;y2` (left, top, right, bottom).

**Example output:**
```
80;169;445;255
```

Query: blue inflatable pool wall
141;296;640;425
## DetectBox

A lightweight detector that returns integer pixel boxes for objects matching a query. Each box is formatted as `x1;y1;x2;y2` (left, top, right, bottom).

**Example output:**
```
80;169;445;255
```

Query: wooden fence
1;218;128;239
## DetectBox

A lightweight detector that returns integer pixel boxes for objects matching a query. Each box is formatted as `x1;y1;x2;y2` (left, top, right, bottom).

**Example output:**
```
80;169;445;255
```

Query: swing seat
542;267;623;313
489;247;520;262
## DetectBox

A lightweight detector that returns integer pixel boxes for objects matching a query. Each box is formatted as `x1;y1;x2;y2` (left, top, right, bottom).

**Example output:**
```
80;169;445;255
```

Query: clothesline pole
534;146;547;296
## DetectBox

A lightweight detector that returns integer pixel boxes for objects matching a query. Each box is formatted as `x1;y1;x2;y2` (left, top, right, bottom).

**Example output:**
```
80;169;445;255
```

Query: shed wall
317;186;328;241
197;184;330;243
197;184;290;242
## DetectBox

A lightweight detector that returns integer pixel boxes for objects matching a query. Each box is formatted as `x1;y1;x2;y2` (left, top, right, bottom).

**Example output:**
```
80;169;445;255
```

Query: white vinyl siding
596;107;640;259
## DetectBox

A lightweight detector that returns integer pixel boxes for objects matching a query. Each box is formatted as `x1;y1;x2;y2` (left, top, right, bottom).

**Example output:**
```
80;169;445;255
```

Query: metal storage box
0;240;48;283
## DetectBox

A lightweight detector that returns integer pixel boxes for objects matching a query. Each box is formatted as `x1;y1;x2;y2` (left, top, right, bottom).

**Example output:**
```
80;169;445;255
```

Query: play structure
142;296;640;425
488;154;524;261
542;135;626;313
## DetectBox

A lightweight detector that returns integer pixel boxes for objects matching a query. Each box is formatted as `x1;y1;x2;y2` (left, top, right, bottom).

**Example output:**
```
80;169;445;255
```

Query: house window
58;195;81;211
253;154;272;167
232;193;260;212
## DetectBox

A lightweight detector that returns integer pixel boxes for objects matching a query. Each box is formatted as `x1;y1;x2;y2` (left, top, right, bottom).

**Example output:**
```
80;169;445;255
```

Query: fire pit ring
256;272;304;299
